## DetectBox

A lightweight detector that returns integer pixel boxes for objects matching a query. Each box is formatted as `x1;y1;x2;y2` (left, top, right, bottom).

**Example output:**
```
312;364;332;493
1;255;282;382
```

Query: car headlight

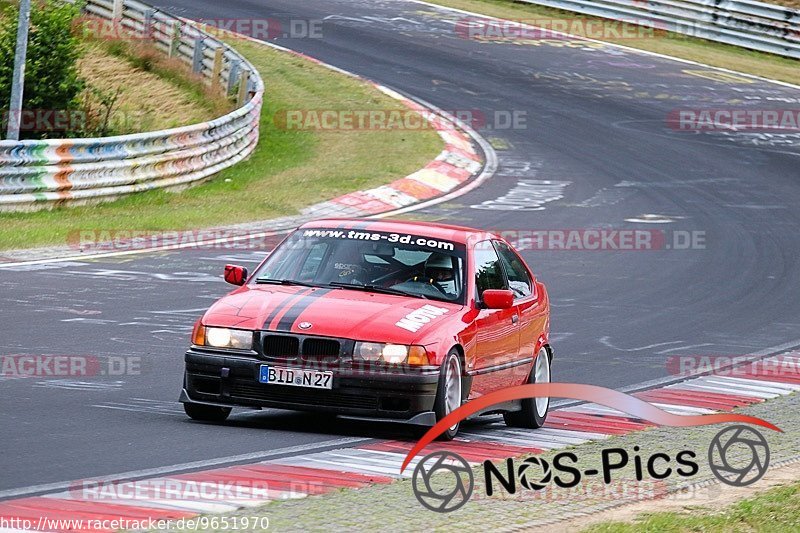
194;326;253;350
354;342;429;365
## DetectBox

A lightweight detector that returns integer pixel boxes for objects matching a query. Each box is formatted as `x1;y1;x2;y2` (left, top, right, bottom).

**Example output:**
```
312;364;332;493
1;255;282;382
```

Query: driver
423;253;456;295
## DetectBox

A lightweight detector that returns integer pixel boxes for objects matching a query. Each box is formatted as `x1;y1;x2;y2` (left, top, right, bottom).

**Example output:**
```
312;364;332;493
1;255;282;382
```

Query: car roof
298;218;499;245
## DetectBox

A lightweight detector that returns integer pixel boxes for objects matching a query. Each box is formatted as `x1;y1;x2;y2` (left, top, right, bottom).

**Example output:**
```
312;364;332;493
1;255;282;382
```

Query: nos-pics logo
412;425;770;513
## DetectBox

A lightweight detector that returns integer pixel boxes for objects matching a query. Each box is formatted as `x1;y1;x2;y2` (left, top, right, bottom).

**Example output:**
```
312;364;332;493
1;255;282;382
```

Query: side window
474;241;507;298
494;241;532;298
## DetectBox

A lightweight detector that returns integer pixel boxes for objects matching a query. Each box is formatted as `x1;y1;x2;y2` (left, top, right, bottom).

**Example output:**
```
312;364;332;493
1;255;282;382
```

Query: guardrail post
212;47;224;91
169;20;181;58
192;36;205;74
112;0;124;22
237;69;251;106
142;9;156;39
228;60;241;95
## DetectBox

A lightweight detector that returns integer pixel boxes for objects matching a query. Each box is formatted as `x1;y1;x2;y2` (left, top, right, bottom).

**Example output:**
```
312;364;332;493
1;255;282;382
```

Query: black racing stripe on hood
260;289;311;330
274;288;334;332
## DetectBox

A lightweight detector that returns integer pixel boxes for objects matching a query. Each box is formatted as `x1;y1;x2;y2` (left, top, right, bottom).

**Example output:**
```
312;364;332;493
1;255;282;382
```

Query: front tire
433;349;463;440
503;346;551;429
183;402;231;423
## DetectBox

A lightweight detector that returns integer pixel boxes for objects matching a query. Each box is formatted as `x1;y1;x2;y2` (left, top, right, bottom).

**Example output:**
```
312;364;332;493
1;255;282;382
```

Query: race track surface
2;0;799;493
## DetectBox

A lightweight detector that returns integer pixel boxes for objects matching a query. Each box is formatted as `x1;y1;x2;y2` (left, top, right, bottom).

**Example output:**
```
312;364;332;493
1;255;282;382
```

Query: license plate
259;365;333;390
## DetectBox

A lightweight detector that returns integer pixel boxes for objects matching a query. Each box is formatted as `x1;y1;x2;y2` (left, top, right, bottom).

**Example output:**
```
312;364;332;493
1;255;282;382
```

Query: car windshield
254;228;467;304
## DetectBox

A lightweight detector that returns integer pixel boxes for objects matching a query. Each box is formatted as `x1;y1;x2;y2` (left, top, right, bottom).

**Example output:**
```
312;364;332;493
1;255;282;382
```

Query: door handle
511;314;519;325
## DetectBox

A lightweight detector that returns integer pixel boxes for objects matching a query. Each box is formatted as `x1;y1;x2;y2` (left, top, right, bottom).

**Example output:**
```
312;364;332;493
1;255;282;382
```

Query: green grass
0;38;443;250
96;38;233;120
428;0;800;86
585;479;800;532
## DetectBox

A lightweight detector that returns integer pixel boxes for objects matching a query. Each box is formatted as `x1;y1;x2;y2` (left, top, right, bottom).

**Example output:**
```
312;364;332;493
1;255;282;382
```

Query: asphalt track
2;0;800;494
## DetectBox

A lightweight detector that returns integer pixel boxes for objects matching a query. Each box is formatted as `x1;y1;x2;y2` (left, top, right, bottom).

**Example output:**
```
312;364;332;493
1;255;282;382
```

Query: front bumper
182;348;440;423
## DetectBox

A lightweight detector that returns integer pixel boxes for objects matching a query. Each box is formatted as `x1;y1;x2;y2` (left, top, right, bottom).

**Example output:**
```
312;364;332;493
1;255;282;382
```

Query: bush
0;0;85;139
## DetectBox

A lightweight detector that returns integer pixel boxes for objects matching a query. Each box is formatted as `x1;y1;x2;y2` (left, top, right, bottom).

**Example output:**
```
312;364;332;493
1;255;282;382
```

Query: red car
181;219;552;439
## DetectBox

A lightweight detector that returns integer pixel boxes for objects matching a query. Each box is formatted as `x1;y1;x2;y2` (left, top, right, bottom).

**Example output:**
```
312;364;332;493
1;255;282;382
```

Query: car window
494;241;532;298
474;241;507;299
298;242;328;279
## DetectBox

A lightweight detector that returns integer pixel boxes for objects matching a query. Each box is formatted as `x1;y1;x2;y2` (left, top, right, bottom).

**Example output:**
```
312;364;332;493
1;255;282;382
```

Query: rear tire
183;402;231;423
503;346;551;429
433;349;463;440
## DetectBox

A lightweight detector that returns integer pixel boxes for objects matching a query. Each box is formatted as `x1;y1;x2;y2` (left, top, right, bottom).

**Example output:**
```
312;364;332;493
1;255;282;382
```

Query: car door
494;240;547;385
469;241;521;397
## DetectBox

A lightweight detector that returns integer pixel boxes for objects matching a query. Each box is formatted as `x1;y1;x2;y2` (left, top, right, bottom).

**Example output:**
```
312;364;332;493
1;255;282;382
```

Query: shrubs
0;0;85;139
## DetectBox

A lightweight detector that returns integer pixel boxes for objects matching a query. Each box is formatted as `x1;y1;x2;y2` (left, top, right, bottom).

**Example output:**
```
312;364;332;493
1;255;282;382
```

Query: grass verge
78;40;229;134
585;478;800;532
0;38;443;251
425;0;800;86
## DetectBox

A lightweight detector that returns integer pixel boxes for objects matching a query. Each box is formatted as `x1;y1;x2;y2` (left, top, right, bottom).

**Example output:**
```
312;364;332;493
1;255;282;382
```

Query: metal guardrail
0;0;264;211
516;0;800;59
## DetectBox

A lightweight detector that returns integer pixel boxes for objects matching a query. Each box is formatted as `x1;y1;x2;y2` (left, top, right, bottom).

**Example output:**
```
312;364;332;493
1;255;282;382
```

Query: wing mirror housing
224;264;248;286
482;289;514;309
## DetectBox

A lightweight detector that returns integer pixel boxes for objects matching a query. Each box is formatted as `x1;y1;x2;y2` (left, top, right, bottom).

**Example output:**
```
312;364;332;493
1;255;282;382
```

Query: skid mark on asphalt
92;398;185;416
0;261;88;272
569;187;634;208
197;253;268;264
34;380;126;391
599;337;683;352
58;308;204;338
63;269;223;284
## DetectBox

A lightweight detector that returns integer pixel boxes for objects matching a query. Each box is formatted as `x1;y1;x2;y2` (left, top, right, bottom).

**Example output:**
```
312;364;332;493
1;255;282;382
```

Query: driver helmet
424;253;454;282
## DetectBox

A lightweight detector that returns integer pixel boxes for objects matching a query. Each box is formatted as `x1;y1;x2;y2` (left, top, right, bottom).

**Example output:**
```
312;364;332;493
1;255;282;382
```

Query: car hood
203;284;465;344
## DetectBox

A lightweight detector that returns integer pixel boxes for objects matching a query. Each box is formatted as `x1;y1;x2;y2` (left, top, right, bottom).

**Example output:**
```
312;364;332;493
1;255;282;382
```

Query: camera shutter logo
518;456;552;490
412;451;474;513
708;425;770;487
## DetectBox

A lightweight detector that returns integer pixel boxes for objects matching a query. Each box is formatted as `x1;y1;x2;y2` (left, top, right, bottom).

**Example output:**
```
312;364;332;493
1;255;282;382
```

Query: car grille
303;338;340;358
261;334;344;363
263;335;300;358
230;380;377;410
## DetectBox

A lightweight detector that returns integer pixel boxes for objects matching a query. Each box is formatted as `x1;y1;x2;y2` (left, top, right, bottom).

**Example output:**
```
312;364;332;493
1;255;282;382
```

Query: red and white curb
299;86;483;220
2;352;797;531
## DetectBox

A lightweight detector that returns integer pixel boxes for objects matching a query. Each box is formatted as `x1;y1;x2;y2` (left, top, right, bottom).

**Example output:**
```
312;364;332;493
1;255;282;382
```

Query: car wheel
183;402;231;423
433;349;463;441
503;346;551;429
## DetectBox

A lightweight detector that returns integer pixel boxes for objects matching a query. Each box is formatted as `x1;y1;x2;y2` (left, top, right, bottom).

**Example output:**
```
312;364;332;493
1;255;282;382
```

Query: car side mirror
224;264;248;286
482;289;514;309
